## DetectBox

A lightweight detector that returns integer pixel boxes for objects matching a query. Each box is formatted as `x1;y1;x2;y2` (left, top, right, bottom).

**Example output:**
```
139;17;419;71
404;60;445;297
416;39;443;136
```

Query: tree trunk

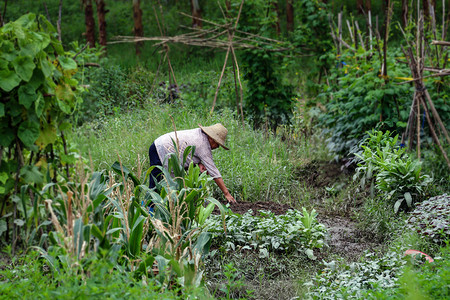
271;1;281;36
83;0;96;48
0;0;7;27
190;0;202;28
365;0;371;12
357;0;364;14
423;0;436;20
286;0;294;32
96;0;107;49
225;0;231;11
133;0;143;56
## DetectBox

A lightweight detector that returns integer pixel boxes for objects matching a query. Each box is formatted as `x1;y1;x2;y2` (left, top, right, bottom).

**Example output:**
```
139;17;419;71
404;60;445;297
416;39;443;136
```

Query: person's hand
198;163;207;173
225;193;236;204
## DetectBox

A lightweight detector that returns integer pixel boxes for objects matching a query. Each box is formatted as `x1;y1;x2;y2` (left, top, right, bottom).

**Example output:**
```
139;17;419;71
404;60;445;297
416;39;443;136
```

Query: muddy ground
222;160;377;261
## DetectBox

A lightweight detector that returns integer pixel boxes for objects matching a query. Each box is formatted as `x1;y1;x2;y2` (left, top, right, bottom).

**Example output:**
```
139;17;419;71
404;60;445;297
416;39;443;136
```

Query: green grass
70;103;331;204
0;250;205;300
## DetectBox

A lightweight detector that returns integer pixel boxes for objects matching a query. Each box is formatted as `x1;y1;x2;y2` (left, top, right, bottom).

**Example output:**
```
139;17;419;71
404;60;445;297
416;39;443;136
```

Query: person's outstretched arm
214;177;236;203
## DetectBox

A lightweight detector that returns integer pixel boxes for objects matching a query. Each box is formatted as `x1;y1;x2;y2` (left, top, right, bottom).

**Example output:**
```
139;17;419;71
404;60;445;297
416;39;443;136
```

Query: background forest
1;0;449;299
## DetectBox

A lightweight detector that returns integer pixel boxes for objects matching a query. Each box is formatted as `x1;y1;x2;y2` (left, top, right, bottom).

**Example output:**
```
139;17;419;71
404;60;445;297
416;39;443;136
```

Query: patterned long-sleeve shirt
154;128;222;179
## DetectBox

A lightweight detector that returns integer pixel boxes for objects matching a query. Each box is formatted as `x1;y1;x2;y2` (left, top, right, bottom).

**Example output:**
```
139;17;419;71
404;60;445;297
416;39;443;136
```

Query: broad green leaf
394;199;403;213
74;218;84;259
305;248;316;260
36;122;57;148
35;93;44;117
58;56;77;70
0;220;6;236
0;103;4;118
0;59;8;70
111;161;140;186
0;40;17;62
404;192;413;208
13;55;36;82
129;215;145;257
0;172;7;184
57;99;72;114
60;153;76;165
20;165;44;184
0;122;15;147
19;32;50;56
15;13;36;29
18;121;40;148
18;84;37;109
59;122;72;132
0;69;21;91
40;57;53;78
14;219;25;226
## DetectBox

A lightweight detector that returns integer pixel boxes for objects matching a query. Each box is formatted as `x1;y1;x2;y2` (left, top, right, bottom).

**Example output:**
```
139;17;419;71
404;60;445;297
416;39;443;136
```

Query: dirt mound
227;200;293;215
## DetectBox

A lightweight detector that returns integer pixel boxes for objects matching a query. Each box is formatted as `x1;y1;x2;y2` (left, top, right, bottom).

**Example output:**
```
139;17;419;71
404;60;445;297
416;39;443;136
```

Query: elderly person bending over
148;123;236;204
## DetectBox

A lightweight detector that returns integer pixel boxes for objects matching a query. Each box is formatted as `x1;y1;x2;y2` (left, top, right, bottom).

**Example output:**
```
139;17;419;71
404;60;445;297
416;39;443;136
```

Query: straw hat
198;123;229;150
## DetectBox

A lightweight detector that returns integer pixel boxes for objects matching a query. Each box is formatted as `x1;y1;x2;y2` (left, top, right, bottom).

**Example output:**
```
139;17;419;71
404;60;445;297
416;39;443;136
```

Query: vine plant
0;13;85;251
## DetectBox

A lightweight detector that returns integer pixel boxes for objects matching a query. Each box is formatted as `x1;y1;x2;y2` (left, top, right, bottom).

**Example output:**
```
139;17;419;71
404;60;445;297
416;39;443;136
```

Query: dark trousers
148;142;162;188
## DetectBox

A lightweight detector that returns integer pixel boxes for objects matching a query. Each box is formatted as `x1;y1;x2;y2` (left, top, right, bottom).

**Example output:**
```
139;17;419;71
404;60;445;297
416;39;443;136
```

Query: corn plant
141;143;226;288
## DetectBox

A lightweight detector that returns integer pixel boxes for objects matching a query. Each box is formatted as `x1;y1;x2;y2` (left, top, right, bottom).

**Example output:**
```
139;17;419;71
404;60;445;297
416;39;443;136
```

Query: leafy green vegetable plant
406;194;450;244
353;130;432;213
205;208;327;260
305;251;408;299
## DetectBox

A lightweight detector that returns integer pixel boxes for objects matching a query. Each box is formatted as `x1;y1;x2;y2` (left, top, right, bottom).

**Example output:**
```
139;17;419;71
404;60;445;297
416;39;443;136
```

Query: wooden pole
419;96;450;168
211;0;244;114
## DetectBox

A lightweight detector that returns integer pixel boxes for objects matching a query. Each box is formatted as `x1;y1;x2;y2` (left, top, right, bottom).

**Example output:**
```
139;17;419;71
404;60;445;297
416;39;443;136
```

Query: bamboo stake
355;21;365;50
230;45;245;127
210;45;231;113
417;93;421;159
368;10;373;50
419;96;450;168
211;0;244;114
424;89;450;144
338;11;342;55
346;19;355;45
442;0;446;41
404;93;417;148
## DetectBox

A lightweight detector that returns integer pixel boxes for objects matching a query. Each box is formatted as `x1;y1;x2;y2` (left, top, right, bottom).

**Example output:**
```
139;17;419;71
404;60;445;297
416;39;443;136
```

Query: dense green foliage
318;47;414;154
354;130;432;213
0;250;196;299
0;13;93;247
206;208;326;259
1;1;449;298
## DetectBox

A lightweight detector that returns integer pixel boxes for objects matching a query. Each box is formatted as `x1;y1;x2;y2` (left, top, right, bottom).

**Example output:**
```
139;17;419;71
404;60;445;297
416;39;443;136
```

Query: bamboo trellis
110;0;296;126
400;11;450;169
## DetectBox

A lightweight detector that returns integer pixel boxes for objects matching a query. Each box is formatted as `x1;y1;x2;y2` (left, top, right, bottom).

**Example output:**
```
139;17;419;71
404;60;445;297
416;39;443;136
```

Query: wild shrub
318;46;413;155
353;130;432;213
0;13;92;249
77;65;155;123
241;48;294;129
179;68;237;110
